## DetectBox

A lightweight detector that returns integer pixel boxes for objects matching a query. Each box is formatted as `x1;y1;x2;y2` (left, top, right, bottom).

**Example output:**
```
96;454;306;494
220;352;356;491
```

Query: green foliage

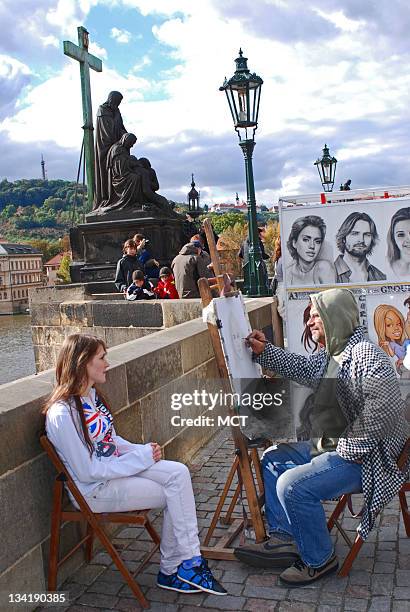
1;204;16;219
199;212;247;234
0;179;87;250
57;254;72;284
14;217;41;229
0;178;87;212
26;239;62;262
43;197;66;211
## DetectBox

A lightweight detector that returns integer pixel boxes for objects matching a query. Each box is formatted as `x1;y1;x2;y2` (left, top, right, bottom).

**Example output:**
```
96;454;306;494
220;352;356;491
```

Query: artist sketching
235;288;409;586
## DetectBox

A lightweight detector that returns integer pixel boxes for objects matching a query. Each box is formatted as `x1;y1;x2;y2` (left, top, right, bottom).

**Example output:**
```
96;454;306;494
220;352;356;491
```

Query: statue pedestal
69;213;185;284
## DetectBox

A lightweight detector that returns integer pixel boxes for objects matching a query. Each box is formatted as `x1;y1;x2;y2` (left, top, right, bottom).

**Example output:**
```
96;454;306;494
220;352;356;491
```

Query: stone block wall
30;285;202;372
0;298;274;610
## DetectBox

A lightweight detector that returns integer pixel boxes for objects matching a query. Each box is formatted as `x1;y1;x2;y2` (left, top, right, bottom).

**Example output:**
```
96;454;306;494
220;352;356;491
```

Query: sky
1;0;410;204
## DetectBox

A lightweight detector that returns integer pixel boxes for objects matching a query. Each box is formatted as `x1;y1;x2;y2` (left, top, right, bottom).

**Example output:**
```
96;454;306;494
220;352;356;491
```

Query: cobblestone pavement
48;430;409;612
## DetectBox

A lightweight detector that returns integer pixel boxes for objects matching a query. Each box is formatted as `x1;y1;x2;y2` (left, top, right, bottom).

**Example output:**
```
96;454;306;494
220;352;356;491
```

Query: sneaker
280;554;339;586
177;558;227;595
157;571;201;593
234;534;300;568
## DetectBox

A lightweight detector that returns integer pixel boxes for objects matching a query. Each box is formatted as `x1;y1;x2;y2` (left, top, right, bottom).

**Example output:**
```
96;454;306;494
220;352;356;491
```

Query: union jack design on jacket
82;393;118;458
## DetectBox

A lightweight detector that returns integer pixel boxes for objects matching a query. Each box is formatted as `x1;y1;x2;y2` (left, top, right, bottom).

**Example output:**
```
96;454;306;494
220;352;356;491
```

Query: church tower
187;173;201;218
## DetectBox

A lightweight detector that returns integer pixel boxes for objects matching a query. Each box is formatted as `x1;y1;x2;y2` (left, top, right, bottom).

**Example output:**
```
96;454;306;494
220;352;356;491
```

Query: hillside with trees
0;179;88;247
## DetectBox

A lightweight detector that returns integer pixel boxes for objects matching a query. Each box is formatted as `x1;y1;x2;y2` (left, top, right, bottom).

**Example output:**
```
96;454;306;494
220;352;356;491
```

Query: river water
0;315;36;385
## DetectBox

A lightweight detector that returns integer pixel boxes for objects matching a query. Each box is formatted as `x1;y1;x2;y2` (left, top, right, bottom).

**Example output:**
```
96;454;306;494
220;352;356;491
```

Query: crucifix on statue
63;26;102;207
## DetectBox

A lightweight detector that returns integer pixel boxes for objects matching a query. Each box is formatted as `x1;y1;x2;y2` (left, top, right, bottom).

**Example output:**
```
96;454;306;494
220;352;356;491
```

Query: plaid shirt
257;327;409;539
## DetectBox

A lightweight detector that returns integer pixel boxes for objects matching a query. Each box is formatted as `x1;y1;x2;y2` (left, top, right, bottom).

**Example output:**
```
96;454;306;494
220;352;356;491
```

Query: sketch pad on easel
209;293;293;440
211;293;262;387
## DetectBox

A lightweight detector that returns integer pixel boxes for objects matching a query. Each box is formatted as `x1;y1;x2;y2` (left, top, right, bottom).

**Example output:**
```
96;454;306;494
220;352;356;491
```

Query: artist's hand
245;330;266;355
151;442;162;462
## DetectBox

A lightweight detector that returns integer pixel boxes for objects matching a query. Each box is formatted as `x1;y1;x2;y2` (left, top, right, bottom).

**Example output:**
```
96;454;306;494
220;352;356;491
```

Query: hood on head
310;288;359;356
179;243;199;255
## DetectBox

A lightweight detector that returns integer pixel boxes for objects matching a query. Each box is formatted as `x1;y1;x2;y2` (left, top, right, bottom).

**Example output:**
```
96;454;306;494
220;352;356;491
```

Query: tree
1;204;16;218
199;212;246;234
27;239;61;262
56;254;72;284
217;222;249;278
43;197;66;211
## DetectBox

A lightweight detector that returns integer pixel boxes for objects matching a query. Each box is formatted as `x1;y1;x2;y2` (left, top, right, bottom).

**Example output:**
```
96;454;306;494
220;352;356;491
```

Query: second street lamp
314;144;337;192
219;49;268;297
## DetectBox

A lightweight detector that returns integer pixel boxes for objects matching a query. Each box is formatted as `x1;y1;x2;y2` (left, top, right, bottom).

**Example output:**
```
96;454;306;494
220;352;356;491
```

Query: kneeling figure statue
96;133;170;214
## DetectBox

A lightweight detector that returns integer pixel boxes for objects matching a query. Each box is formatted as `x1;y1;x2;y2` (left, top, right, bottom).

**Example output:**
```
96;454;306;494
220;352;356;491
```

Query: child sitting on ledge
126;269;156;301
154;267;179;299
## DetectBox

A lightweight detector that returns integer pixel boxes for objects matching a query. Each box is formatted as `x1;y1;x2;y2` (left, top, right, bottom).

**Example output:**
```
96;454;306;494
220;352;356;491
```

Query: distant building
0;243;43;315
44;252;65;286
209;200;265;214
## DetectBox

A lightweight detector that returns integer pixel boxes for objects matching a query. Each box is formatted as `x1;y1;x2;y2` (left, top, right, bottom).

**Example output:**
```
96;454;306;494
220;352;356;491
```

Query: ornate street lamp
220;49;268;296
314;144;337;192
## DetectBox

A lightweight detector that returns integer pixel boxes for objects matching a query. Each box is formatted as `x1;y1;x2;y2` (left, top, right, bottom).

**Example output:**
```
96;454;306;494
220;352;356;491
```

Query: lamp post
220;49;267;297
314;144;337;192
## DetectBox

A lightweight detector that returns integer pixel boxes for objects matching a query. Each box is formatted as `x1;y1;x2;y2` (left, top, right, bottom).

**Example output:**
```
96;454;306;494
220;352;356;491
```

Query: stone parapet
30;285;203;371
0;297;273;609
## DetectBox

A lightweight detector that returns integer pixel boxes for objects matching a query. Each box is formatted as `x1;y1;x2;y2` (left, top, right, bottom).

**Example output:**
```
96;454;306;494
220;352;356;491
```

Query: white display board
280;198;410;289
366;284;410;379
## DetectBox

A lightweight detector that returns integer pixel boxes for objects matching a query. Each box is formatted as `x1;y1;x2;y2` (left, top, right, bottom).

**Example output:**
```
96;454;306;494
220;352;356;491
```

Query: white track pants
84;460;201;574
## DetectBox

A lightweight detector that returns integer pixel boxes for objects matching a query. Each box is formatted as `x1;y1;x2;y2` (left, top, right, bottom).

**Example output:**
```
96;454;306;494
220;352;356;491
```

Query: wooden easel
199;219;267;561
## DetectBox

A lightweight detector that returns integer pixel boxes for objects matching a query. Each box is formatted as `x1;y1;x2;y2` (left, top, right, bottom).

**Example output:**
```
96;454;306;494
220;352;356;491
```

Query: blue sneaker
157;571;201;593
177;558;227;595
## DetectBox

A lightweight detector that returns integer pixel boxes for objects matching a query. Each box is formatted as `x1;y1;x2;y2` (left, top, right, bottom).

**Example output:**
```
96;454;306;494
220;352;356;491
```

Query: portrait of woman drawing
387;207;410;279
286;215;336;286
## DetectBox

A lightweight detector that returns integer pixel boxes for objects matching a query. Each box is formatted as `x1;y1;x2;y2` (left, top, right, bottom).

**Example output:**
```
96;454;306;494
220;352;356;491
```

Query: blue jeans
262;442;362;568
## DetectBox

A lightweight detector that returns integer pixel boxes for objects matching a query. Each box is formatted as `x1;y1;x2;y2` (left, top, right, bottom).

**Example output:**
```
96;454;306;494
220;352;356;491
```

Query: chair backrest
40;434;90;513
40;434;68;476
398;438;410;472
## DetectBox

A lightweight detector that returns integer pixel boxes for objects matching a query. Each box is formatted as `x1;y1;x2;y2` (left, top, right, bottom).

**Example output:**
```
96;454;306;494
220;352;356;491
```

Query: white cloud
2;0;410;201
110;27;132;44
131;55;152;72
40;35;59;48
0;55;31;79
89;42;108;60
313;9;364;33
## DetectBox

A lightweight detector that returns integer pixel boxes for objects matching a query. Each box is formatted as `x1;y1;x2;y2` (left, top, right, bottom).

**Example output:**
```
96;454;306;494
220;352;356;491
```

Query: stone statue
96;133;170;214
94;91;127;209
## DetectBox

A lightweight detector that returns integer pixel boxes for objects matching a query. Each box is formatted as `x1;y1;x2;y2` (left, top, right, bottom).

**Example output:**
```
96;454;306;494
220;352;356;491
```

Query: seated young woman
43;333;226;596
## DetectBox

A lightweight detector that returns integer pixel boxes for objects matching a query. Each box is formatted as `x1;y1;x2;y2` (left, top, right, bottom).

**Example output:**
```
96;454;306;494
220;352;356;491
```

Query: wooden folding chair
327;438;410;577
40;435;160;609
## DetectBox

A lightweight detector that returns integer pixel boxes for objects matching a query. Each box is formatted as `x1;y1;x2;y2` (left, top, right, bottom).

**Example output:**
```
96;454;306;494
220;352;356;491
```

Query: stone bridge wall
30;285;202;372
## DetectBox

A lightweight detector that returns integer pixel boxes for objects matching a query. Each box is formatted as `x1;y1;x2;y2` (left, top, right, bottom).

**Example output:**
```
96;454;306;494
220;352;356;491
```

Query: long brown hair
42;334;108;455
301;302;319;353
